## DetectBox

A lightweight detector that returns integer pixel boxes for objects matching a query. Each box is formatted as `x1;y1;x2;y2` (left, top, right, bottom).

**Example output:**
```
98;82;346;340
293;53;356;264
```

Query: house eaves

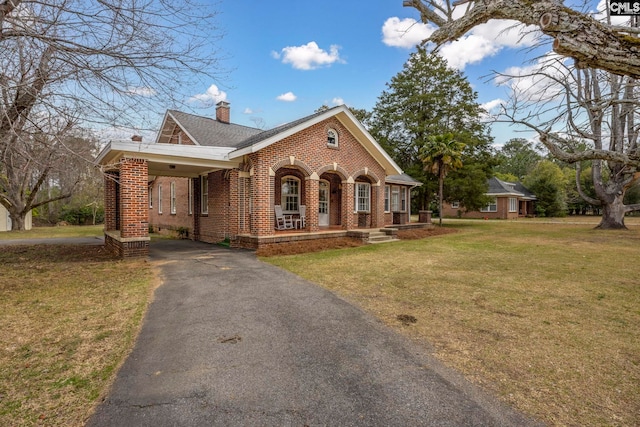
96;140;239;177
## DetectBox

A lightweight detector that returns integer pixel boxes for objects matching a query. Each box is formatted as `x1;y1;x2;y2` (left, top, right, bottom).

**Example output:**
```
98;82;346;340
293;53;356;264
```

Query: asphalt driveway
87;239;541;426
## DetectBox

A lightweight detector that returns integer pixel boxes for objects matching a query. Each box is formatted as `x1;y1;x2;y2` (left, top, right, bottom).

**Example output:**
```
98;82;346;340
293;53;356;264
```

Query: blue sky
174;0;610;147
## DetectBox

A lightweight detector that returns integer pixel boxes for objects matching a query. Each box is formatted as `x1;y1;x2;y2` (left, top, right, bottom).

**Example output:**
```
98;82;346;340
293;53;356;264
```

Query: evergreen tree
369;48;494;211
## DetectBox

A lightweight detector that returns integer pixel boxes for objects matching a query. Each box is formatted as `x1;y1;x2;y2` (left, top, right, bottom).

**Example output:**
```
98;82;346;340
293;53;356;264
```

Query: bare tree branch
404;0;640;78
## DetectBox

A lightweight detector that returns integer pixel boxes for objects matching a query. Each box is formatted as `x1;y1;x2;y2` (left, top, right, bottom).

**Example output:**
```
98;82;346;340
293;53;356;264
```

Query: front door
319;180;329;226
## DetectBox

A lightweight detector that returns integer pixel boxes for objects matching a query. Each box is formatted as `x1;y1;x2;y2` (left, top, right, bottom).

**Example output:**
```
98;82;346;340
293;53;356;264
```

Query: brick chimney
131;135;143;142
216;101;230;124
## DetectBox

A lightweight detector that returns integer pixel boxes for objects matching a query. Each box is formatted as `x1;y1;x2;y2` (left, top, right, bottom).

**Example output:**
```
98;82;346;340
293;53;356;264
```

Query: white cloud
471;20;539;49
331;97;345;106
382;15;539;69
243;108;254;114
276;92;297;102
439;34;501;69
382;17;435;48
274;42;344;70
495;53;569;103
481;99;505;114
189;84;227;105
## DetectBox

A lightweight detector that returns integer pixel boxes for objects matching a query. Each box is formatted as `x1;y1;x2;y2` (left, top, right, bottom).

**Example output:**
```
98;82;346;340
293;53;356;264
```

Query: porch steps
367;229;400;244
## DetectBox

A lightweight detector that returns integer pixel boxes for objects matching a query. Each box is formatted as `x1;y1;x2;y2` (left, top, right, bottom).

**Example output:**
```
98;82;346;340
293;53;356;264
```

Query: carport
97;138;237;257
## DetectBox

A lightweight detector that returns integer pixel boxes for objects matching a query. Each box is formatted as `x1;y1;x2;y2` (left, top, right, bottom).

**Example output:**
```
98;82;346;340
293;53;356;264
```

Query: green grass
264;221;640;426
0;241;155;426
0;225;103;240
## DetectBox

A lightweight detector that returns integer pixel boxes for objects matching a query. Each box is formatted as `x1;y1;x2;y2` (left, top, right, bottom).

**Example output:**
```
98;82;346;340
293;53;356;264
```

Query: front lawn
264;221;640;426
0;244;155;426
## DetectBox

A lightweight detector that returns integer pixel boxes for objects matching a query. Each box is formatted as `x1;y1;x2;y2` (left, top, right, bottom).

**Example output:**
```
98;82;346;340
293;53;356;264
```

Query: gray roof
167;110;262;148
487;177;536;199
386;173;422;186
232;107;338;151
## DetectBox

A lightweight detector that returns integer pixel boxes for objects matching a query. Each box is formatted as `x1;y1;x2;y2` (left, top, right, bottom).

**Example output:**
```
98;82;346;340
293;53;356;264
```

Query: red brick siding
167;126;196;145
442;196;520;219
104;172;118;231
148;177;193;236
247;118;388;235
119;158;149;239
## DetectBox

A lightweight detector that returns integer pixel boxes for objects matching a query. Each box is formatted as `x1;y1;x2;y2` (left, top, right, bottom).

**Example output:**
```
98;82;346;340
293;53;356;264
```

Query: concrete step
368;237;401;244
367;230;399;244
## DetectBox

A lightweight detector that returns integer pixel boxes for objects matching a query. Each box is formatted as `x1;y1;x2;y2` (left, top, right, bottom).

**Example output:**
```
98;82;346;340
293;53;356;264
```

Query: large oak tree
403;0;640;228
1;0;224;229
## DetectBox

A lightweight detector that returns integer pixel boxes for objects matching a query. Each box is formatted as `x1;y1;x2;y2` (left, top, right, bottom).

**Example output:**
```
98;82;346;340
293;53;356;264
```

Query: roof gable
156;110;262;148
229;105;403;175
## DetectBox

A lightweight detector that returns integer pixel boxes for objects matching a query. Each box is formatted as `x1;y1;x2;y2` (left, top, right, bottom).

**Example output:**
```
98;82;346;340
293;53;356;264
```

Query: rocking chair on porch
295;205;306;229
274;205;294;230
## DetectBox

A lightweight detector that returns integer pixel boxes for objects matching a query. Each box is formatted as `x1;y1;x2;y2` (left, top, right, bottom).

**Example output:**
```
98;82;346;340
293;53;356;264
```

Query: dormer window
327;128;338;148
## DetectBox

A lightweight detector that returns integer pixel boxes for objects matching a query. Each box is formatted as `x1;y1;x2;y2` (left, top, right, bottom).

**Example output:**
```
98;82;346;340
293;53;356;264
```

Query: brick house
97;103;421;257
441;177;536;219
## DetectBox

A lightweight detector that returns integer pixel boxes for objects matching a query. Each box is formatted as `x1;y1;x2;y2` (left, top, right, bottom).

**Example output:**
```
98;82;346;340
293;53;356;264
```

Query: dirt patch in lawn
396;227;458;240
257;227;457;257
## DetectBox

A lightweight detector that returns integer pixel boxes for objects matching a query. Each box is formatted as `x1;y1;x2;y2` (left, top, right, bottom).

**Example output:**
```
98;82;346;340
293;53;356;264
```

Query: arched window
327;128;338;147
281;176;300;213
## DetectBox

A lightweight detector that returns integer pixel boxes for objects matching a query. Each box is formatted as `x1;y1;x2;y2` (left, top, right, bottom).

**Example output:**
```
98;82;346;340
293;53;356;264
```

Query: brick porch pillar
305;175;320;232
104;158;150;258
343;179;355;230
104;171;118;232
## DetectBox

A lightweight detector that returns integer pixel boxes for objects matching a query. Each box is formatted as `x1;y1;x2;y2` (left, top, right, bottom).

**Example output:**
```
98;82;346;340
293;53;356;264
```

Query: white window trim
401;187;407;212
327;128;338;147
451;201;460;209
281;176;301;214
170;182;176;214
201;175;209;214
509;197;518;213
481;198;498;213
158;184;163;214
354;182;371;213
149;185;153;209
391;186;400;212
384;185;390;213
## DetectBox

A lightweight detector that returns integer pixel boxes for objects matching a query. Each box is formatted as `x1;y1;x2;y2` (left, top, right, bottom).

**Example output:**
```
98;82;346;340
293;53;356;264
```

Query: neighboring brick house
442;177;536;219
97;102;421;256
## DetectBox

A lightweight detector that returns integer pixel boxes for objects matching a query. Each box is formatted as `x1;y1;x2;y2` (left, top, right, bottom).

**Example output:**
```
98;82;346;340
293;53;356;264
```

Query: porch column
251;164;273;236
342;178;355;230
306;174;320;232
104;157;150;258
104;171;118;232
371;182;383;228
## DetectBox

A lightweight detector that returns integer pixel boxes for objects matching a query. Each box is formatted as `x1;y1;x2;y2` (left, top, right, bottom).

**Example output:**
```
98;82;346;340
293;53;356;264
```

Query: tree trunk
438;174;444;226
596;195;627;230
9;210;26;231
